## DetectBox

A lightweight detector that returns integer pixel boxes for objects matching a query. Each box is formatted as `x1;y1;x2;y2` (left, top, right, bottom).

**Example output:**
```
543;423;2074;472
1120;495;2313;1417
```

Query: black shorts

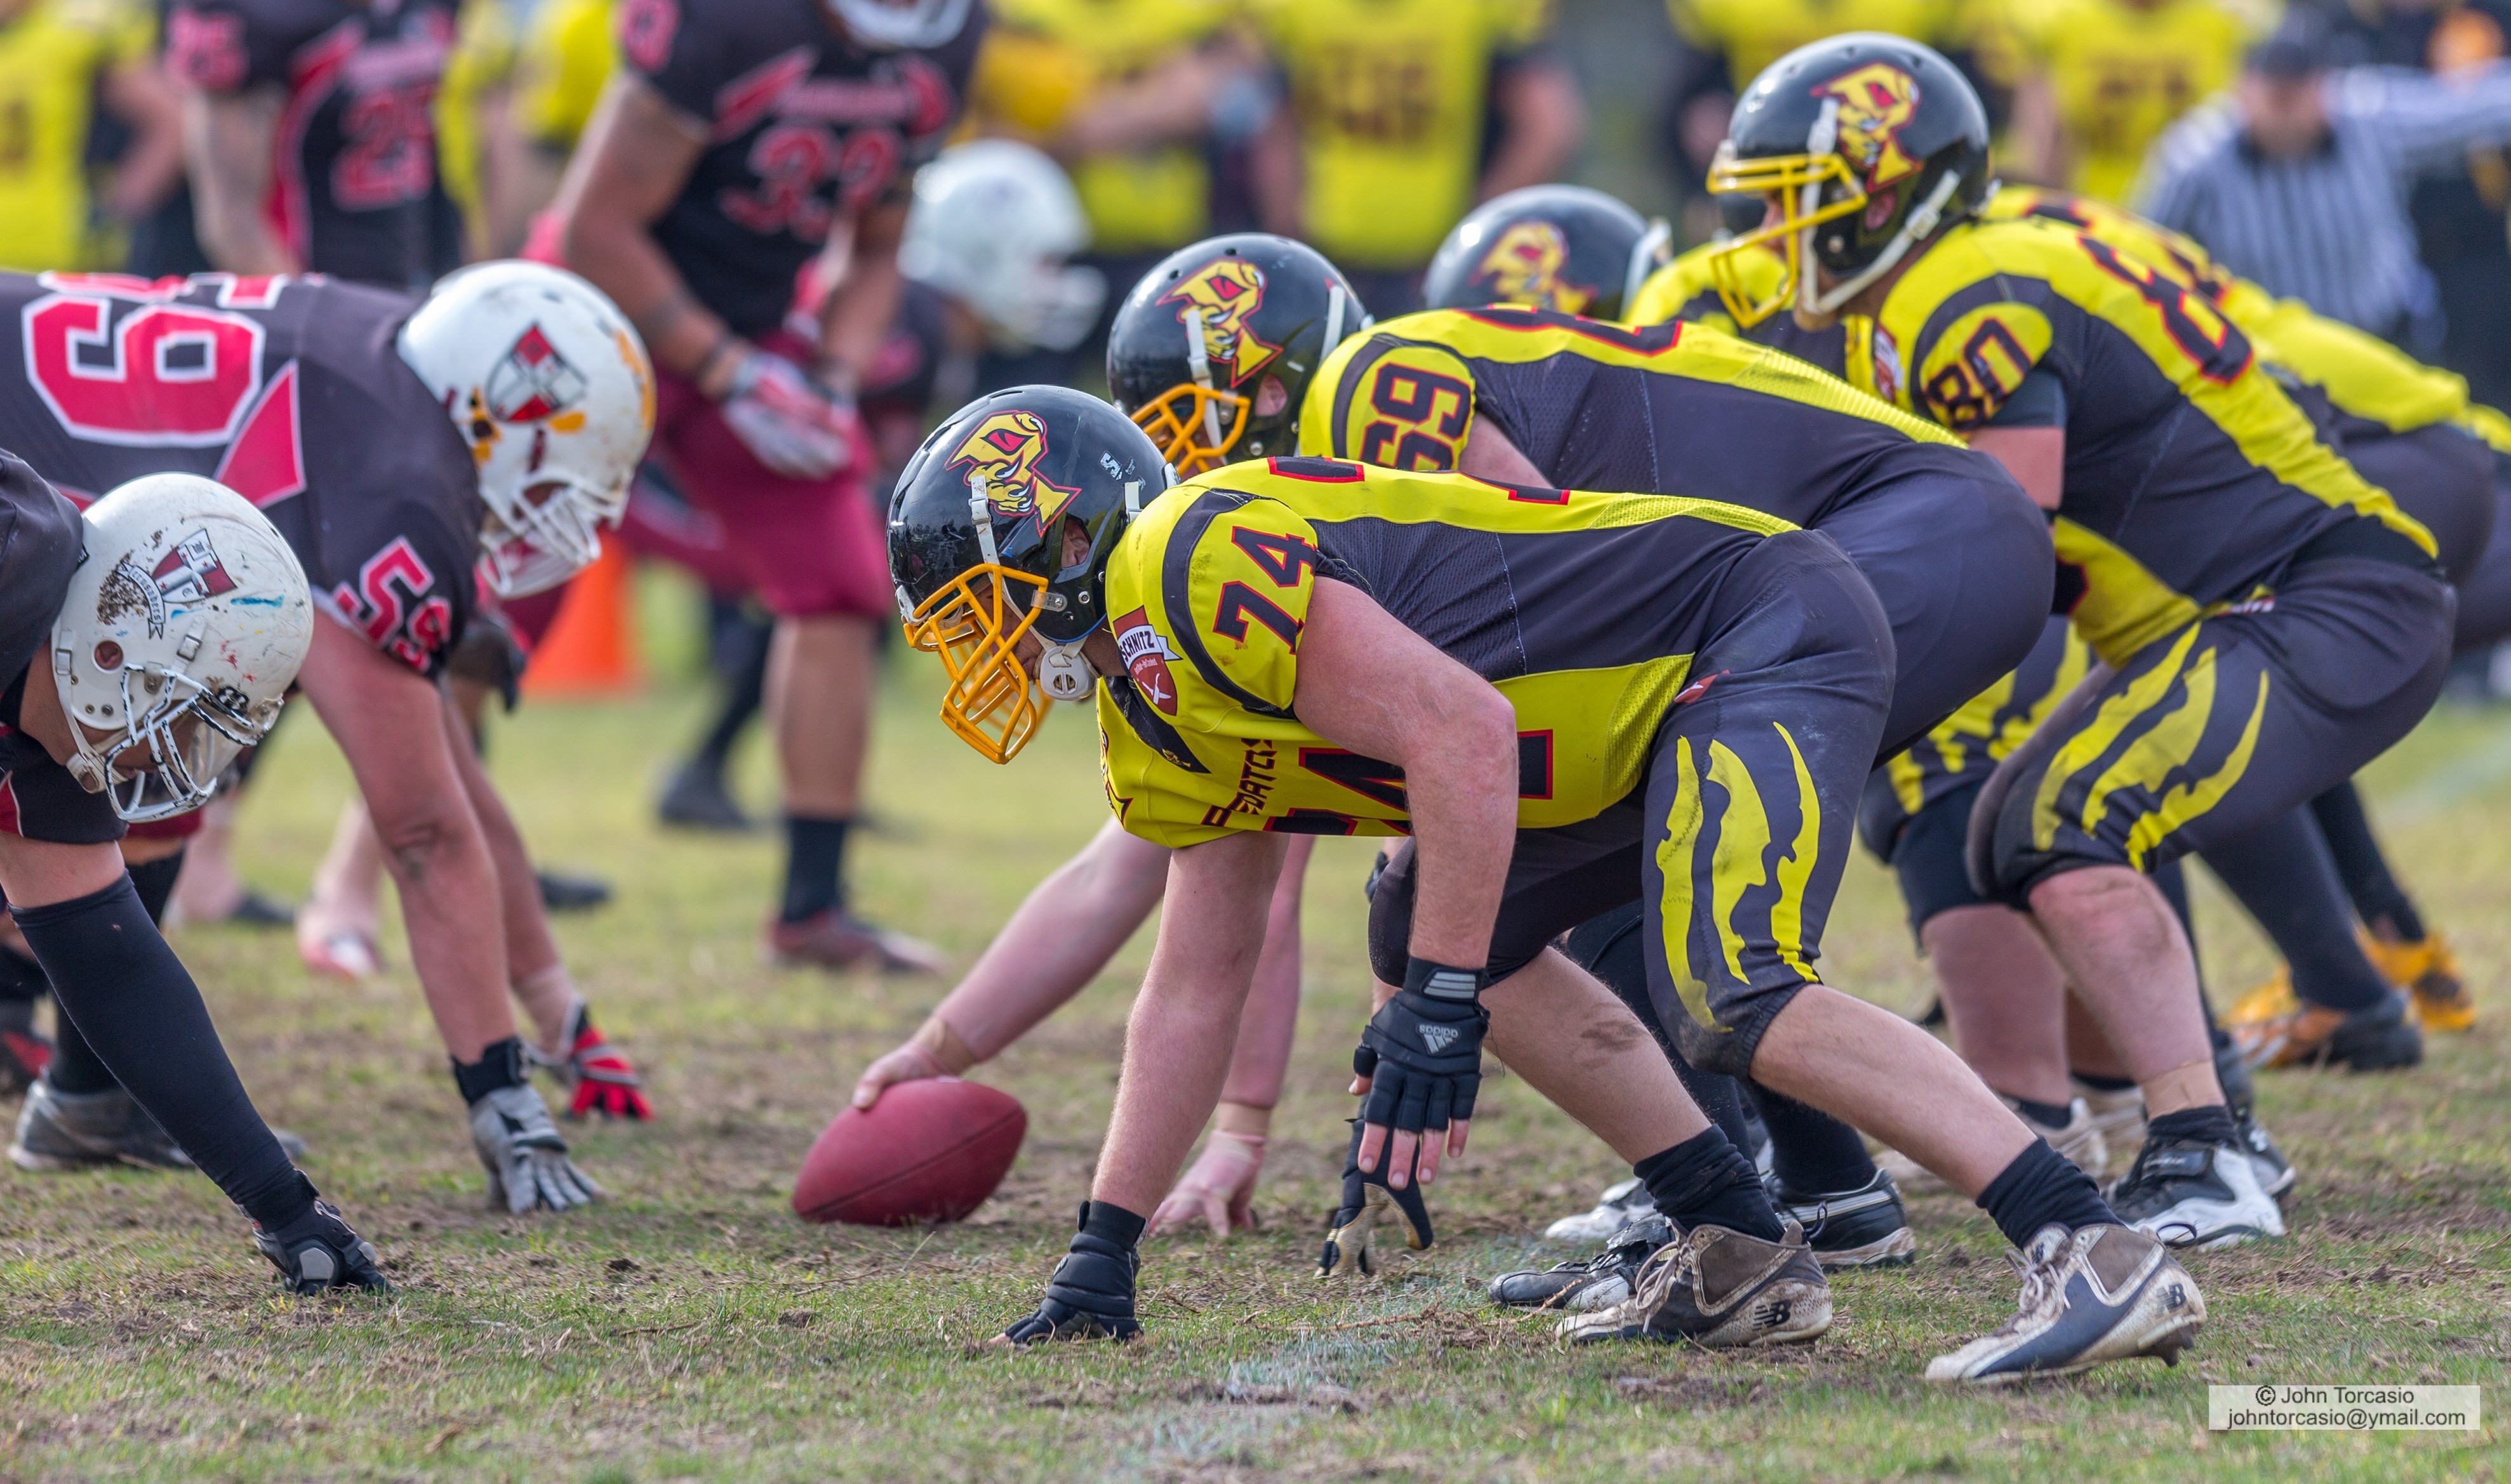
1818;467;2055;759
1857;616;2086;861
1976;554;2452;903
2340;419;2496;585
1368;529;1893;1078
0;676;124;845
2454;467;2511;654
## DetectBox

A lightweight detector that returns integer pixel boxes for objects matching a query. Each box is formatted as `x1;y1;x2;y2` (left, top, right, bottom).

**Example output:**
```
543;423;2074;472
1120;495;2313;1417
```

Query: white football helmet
827;0;973;50
399;262;656;598
902;140;1107;354
50;474;312;822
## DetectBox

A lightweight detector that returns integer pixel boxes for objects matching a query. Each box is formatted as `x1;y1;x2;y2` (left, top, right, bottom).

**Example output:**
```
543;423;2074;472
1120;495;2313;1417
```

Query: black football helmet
1422;185;1672;322
1707;33;1991;327
888;385;1167;763
1107;234;1368;476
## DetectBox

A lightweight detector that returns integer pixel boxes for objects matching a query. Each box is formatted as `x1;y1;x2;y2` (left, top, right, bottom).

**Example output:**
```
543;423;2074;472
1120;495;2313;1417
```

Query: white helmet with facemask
827;0;974;50
399;262;656;598
50;474;312;822
902;140;1106;354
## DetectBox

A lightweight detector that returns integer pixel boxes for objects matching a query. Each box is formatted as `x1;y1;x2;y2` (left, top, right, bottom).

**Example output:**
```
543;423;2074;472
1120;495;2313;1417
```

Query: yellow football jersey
1668;0;1963;91
1248;0;1553;270
1858;215;2428;667
0;0;149;272
1095;455;1792;848
516;0;614;152
2014;0;2266;205
436;0;519;252
966;0;1237;253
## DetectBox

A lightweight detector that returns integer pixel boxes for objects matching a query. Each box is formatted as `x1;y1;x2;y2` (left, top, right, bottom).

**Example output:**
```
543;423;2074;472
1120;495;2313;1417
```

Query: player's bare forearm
102;61;187;222
183;88;297;275
1293;578;1517;967
1055;40;1256;156
1090;831;1284;1216
1249;104;1305;239
1477;60;1586;202
554;77;722;380
815;201;907;391
297;622;516;1064
935;820;1170;1059
439;689;567;1017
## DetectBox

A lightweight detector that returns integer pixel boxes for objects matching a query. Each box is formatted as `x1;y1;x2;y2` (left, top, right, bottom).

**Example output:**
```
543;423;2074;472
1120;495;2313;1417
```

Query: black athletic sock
2009;1096;2075;1130
2071;1071;2136;1094
1976;1138;2117;1249
778;815;852;924
2310;779;2426;942
2202;808;2388;1012
2147;1105;2239;1149
1562;904;1755;1152
13;878;309;1229
1634;1129;1785;1242
692;611;772;773
47;850;186;1096
1746;1083;1877;1195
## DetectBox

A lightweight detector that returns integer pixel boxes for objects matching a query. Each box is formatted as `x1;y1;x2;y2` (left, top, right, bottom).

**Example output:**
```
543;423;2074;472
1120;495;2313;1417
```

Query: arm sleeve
2335;63;2511;174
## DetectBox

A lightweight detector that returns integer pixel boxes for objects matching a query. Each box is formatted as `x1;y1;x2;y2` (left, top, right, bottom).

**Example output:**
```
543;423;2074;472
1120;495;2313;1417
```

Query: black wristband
451;1036;529;1104
1077;1199;1147;1251
1402;957;1488;1002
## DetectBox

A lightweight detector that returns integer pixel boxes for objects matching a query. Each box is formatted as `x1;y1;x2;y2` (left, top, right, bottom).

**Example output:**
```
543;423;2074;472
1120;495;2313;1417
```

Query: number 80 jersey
0;270;484;677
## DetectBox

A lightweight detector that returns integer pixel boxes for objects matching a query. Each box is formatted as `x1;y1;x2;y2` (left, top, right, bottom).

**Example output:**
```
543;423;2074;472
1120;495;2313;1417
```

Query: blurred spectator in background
509;0;610;249
959;0;1269;383
435;0;522;262
169;0;458;286
0;0;181;272
2138;8;2511;350
2004;0;2274;202
1248;0;1582;315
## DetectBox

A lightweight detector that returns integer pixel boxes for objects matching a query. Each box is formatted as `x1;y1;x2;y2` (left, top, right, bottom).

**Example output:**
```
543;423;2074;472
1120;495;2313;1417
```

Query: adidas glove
1352;959;1488;1137
717;346;857;480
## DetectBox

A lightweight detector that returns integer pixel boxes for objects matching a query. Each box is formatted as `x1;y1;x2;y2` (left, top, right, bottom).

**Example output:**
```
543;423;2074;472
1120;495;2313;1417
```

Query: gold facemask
1703;143;1868;328
904;564;1050;764
1127;383;1249;477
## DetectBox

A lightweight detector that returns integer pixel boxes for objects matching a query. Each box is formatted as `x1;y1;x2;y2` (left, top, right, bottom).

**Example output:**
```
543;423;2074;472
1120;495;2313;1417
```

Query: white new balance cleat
1926;1223;2204;1384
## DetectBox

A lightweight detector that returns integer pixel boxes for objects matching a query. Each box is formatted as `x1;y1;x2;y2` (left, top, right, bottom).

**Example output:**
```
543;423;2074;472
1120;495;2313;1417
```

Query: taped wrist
451;1037;530;1105
1216;1100;1272;1141
910;1013;979;1076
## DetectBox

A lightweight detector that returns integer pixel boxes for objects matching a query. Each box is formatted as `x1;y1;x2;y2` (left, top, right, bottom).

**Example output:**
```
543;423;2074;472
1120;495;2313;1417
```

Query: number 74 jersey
0;270;484;677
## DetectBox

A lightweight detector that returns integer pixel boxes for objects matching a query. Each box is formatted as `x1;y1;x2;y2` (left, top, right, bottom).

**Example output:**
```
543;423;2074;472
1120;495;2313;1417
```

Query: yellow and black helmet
1423;185;1672;322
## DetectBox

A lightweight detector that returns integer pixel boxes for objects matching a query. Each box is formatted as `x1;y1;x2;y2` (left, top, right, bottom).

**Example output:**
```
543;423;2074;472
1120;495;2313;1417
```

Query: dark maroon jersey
0;271;481;678
616;0;983;337
166;0;458;291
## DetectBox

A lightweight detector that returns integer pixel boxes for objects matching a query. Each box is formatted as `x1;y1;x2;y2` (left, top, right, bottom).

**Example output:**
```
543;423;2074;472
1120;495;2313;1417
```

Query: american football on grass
792;1078;1027;1226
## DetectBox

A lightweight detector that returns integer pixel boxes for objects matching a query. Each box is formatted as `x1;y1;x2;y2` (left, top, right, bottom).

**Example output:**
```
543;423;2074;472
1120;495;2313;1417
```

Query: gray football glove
468;1083;603;1214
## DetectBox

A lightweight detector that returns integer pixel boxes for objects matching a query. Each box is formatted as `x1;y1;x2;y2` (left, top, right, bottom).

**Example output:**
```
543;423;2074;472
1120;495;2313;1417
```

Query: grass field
3;573;2508;1481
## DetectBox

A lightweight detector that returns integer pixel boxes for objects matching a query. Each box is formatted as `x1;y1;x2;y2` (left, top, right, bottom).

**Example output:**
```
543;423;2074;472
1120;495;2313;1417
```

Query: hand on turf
253;1197;391;1295
996;1224;1141;1344
1319;1118;1434;1279
533;1000;651;1121
1149;1128;1266;1238
850;1040;951;1110
468;1084;604;1214
1350;984;1484;1190
719;347;858;480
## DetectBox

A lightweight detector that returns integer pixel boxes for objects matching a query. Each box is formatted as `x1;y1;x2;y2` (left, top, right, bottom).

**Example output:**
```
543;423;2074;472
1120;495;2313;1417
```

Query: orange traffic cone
521;542;641;699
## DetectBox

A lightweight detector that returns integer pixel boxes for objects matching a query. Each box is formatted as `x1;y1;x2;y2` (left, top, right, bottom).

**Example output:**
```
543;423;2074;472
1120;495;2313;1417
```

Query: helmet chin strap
1183;308;1225;451
1624;220;1672;314
1805;169;1964;320
1037;640;1095;702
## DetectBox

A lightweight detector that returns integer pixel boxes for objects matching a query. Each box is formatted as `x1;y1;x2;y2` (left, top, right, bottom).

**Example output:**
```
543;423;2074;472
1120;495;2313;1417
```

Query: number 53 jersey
1094;456;1806;849
0;270;483;677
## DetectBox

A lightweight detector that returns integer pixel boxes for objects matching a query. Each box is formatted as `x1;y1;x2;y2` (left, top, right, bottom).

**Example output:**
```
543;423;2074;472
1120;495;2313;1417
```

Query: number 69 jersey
0;270;483;677
1095;456;1796;849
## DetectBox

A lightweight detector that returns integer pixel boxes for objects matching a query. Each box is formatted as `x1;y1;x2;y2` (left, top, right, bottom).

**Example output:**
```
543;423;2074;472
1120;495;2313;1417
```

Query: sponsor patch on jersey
1159;258;1281;387
949;409;1081;532
1475;221;1595;315
486;325;590;424
1870;322;1905;406
1814;62;1923;192
1113;606;1180;715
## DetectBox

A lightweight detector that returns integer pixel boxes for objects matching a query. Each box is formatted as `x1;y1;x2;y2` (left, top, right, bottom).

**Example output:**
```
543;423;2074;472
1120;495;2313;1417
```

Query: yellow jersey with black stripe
515;0;613;152
1096;455;1794;848
965;0;1237;252
436;0;519;255
1857;215;2430;668
1296;305;1976;529
2011;0;2264;205
1984;185;2509;453
1668;0;1962;90
1246;0;1552;270
1623;239;1860;377
0;0;150;272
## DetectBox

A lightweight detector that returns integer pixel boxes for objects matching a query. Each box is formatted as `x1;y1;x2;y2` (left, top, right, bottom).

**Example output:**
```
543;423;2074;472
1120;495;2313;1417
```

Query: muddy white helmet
902;140;1105;353
50;474;312;822
399;262;656;598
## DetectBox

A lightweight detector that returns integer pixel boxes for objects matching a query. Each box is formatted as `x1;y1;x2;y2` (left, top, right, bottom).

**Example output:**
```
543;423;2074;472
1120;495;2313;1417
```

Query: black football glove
1001;1203;1142;1344
1352;961;1489;1137
253;1193;390;1296
1319;1118;1435;1278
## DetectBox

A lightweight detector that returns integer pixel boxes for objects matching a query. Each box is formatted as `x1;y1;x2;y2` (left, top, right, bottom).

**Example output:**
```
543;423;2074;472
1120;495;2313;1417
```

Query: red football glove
543;1000;651;1120
719;346;858;480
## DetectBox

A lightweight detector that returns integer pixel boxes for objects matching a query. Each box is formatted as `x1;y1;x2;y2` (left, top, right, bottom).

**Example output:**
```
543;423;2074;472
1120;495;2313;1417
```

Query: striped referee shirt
2135;65;2511;338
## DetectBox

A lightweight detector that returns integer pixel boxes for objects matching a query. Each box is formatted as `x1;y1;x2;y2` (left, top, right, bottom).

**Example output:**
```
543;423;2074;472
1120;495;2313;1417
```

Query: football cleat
2231;988;2422;1072
1923;1224;2204;1385
1557;1220;1831;1348
1489;1212;1671;1312
253;1199;390;1296
2071;1080;2146;1167
1880;1096;2107;1196
2362;931;2475;1033
1770;1168;1916;1269
536;870;613;914
531;1000;651;1120
2237;1103;2296;1200
657;761;754;833
0;997;51;1096
1319;1121;1435;1279
9;1081;308;1171
766;910;948;976
1541;1176;1655;1244
2107;1136;2286;1249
